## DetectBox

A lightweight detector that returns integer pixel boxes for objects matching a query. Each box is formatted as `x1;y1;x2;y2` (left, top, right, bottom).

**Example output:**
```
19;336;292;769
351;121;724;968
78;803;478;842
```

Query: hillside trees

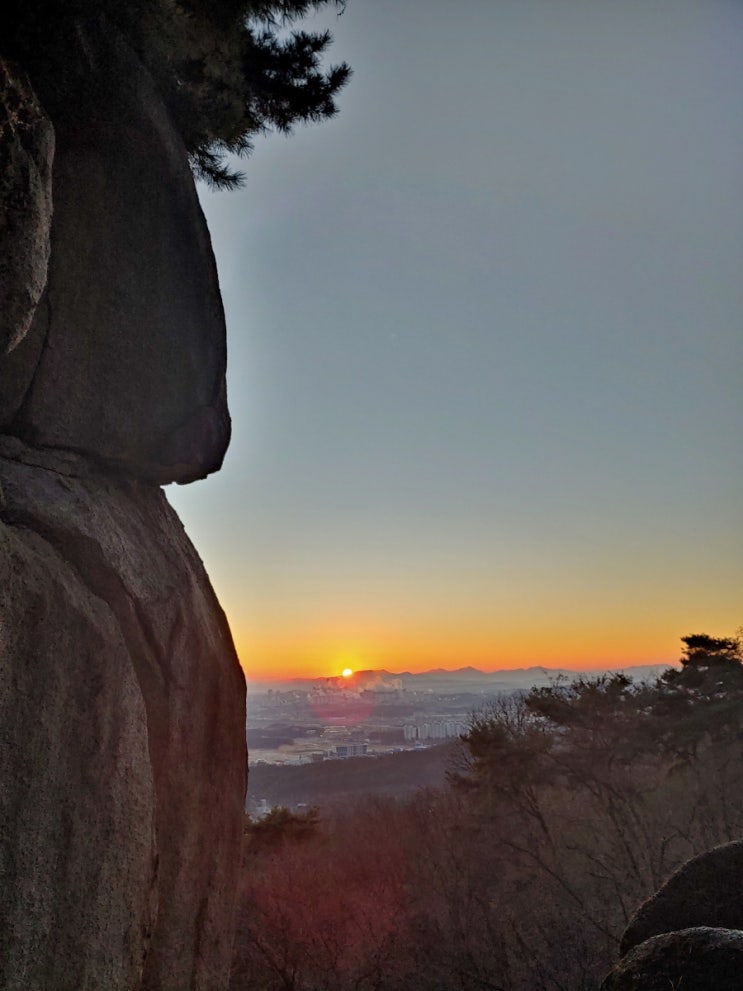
229;634;743;991
231;802;413;991
450;683;672;987
2;0;351;186
442;633;743;987
651;631;743;758
679;633;742;668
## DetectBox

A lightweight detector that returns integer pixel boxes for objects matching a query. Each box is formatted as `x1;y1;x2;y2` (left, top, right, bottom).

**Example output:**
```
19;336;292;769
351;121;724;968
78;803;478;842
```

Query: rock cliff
0;23;246;991
602;927;743;991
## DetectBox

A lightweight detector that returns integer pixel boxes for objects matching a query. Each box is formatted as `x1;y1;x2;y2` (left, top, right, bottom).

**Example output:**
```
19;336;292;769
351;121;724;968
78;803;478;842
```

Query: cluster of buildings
248;676;480;766
403;719;467;742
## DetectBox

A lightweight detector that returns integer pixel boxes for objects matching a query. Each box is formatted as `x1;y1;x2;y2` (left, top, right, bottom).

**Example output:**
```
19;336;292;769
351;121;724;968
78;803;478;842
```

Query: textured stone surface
0;58;53;412
621;840;743;955
601;927;743;991
1;15;245;988
0;502;157;991
0;441;247;990
10;22;230;483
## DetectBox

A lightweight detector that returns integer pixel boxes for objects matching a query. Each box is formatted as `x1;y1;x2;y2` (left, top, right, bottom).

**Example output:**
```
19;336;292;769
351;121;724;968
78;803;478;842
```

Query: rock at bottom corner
601;926;743;991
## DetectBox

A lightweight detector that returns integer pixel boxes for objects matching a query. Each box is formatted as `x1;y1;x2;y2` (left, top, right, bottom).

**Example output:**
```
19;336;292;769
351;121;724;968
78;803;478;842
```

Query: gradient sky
169;0;743;681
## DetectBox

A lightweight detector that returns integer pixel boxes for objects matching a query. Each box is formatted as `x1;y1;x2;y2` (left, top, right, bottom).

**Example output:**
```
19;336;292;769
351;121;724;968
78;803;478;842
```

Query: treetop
2;0;351;187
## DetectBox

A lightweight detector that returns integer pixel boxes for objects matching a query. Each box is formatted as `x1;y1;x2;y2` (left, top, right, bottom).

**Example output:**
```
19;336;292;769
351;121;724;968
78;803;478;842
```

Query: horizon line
244;660;676;684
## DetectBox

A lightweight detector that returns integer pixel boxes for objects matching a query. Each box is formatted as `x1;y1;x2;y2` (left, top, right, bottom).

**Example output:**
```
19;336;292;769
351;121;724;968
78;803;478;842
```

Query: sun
341;668;354;678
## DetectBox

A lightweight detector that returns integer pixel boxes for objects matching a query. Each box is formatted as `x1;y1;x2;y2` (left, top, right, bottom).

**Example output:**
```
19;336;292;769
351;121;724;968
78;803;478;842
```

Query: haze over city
169;0;743;681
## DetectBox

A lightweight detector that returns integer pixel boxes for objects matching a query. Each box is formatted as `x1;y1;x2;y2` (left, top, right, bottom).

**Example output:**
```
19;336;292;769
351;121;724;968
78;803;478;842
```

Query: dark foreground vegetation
231;634;743;991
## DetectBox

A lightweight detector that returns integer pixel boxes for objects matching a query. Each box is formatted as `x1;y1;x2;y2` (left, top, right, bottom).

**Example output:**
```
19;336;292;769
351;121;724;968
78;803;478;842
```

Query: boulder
601;927;743;991
6;21;230;484
621;840;743;955
0;439;247;990
0;58;53;360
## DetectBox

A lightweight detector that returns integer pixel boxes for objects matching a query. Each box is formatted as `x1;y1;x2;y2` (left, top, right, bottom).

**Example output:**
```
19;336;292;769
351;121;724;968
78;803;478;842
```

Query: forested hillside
232;634;743;991
248;742;457;810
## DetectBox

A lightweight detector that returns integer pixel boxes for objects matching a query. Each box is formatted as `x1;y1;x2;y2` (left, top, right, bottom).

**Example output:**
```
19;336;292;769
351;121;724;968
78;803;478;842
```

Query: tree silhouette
2;0;351;187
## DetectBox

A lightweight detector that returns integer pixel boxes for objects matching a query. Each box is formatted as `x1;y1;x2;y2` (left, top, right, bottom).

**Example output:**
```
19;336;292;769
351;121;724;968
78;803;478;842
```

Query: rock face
0;58;53;357
0;440;246;990
0;17;246;991
621;840;743;955
601;927;743;991
0;462;158;991
2;21;230;484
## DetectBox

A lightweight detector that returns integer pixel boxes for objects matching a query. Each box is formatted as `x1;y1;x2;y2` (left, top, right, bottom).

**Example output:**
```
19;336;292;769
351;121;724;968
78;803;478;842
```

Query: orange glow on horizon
221;564;740;684
227;604;739;683
235;632;685;683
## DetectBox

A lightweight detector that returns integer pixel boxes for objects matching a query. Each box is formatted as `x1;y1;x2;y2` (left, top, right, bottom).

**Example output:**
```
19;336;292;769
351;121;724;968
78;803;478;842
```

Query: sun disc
341;667;353;678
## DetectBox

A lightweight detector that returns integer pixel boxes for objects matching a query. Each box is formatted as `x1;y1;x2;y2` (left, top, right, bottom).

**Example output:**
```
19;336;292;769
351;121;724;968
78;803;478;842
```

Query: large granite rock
1;14;246;989
621;840;743;955
0;439;247;990
601;927;743;991
0;485;157;990
3;21;230;484
0;58;53;358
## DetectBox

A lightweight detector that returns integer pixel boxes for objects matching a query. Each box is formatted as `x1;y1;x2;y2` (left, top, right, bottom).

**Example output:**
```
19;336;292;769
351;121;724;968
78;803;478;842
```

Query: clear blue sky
170;0;743;679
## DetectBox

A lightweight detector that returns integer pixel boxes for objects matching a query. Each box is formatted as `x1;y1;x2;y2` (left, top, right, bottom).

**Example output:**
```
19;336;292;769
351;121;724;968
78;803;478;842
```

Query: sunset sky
169;0;743;682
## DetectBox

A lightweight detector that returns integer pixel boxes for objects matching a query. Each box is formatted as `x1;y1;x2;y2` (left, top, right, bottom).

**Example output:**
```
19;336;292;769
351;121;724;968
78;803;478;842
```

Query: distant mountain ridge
246;663;673;695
